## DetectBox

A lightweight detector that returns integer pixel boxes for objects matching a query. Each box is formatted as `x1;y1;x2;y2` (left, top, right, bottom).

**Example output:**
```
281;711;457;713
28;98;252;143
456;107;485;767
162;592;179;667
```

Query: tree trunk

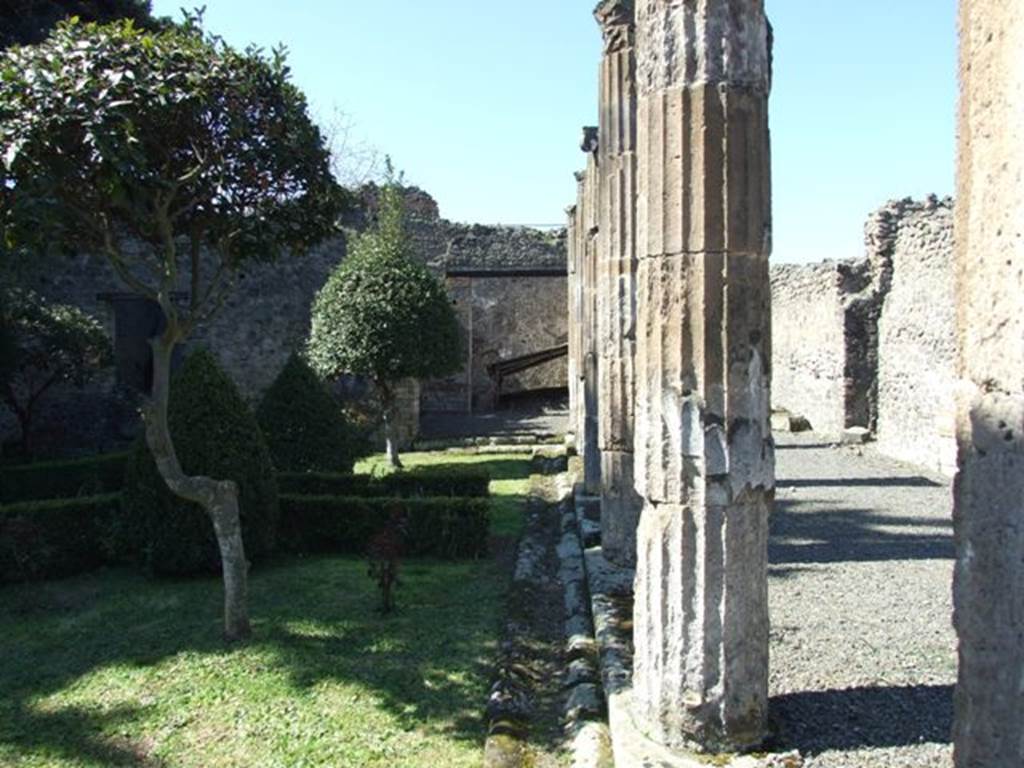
144;331;251;641
380;383;403;469
15;408;30;459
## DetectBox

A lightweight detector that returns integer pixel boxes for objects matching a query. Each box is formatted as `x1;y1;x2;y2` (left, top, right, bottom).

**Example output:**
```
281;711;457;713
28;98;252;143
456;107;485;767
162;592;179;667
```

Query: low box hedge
277;468;491;499
0;493;121;583
0;453;129;504
279;495;489;559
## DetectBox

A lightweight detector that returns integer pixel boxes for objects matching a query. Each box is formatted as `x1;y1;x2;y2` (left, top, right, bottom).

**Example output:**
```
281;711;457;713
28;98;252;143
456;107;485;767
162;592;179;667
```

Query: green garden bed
0;450;534;768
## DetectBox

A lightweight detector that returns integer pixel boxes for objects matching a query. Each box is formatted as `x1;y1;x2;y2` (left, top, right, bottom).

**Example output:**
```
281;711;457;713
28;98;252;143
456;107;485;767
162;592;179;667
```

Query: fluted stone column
580;128;602;495
631;0;774;753
952;3;1024;766
595;0;641;567
572;172;588;460
566;202;580;449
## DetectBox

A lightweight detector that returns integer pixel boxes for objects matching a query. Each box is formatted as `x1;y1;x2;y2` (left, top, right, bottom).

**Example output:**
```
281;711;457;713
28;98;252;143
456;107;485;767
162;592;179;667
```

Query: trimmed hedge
123;349;279;576
0;494;120;582
279;495;489;559
0;452;129;504
278;468;491;499
256;354;367;473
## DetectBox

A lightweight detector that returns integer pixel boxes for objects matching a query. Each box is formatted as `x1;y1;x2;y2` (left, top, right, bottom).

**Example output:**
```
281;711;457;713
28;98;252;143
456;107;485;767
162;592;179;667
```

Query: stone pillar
952;3;1024;766
573;173;588;457
631;0;774;753
581;128;602;495
595;0;641;567
566;202;580;449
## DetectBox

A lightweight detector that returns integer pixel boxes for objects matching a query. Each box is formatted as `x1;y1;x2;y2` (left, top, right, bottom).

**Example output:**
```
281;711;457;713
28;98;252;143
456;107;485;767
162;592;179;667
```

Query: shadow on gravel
782;476;944;488
770;684;953;754
770;499;955;563
775;443;838;451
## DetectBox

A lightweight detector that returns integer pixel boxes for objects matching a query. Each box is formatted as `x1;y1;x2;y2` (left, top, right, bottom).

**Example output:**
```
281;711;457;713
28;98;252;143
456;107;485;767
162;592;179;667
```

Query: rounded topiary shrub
256;353;367;473
123;348;279;576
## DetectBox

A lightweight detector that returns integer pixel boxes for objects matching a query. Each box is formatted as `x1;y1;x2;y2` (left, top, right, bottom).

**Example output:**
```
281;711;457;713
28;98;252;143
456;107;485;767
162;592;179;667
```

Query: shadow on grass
0;455;534;766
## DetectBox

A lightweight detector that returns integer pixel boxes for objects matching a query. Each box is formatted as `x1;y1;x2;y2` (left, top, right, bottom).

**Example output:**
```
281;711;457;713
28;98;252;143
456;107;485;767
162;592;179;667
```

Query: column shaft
596;0;641;566
632;0;774;753
953;3;1024;765
581;135;603;494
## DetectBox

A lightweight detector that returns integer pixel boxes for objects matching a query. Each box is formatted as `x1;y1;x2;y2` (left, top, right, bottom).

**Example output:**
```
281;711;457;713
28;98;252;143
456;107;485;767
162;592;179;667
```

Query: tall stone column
581;128;602;495
631;0;774;753
952;3;1024;766
566;202;580;448
595;0;641;567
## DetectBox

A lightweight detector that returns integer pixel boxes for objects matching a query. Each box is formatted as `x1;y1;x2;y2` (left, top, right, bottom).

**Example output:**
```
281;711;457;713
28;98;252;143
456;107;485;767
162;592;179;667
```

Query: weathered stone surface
430;274;568;413
875;198;957;476
953;3;1024;766
770;261;847;436
598;451;640;567
770;197;954;466
595;1;640;567
579;143;602;495
631;0;773;753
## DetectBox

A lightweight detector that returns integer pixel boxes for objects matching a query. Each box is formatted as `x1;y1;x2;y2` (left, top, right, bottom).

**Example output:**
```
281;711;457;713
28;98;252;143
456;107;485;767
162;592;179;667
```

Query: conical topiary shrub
256;353;367;473
123;348;279;576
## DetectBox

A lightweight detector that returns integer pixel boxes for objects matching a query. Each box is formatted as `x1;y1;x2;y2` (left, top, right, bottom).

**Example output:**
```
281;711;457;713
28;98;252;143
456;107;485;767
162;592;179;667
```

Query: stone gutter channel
484;452;806;766
484;454;613;768
566;479;804;768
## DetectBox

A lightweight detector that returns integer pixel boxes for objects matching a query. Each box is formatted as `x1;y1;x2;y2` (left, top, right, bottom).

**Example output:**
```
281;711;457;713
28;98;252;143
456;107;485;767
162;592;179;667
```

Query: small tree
308;180;461;468
0;17;344;639
0;291;112;458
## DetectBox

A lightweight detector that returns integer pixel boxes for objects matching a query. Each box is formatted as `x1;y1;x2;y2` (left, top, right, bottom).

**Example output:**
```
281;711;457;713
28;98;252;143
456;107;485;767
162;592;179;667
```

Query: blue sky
152;1;957;264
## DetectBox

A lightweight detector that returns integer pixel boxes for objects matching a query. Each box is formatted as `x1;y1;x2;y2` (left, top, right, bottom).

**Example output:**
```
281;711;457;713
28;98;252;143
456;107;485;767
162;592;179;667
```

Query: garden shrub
256;353;367;473
0;452;129;503
0;493;121;582
122;349;279;576
277;467;491;499
278;495;489;559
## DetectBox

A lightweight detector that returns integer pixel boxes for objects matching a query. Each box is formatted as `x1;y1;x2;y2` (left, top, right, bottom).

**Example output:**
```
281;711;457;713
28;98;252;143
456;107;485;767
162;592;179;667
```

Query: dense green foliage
278;467;491;498
0;451;127;503
256;354;365;473
279;495;489;560
0;16;344;271
0;493;121;582
123;350;279;575
0;0;162;50
0;290;112;456
308;184;461;386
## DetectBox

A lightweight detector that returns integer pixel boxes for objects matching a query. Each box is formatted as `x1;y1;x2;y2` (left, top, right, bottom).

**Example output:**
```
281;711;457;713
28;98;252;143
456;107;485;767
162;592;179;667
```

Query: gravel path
770;433;956;767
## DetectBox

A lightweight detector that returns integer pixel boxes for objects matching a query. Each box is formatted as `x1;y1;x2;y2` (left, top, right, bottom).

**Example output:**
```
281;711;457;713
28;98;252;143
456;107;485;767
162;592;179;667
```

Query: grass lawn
0;451;532;768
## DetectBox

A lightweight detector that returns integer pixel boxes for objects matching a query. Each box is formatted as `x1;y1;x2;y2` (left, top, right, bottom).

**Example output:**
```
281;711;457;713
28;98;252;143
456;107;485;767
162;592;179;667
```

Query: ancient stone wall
422;273;568;412
769;197;957;475
770;262;847;435
2;188;568;456
875;198;957;475
3;237;348;457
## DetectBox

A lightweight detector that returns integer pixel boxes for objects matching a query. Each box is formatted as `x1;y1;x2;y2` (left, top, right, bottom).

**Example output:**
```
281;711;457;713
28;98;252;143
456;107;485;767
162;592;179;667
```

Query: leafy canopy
0;0;164;50
308;184;462;386
0;289;111;399
0;15;345;333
